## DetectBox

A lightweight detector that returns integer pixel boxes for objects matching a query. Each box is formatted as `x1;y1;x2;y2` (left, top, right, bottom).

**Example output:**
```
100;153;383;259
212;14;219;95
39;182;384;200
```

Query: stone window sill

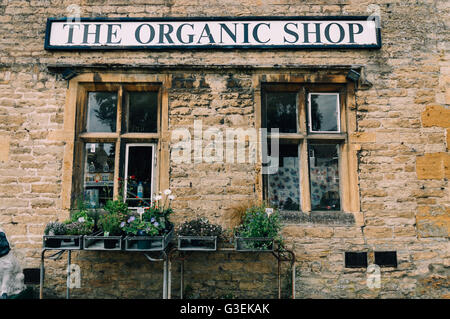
279;210;356;226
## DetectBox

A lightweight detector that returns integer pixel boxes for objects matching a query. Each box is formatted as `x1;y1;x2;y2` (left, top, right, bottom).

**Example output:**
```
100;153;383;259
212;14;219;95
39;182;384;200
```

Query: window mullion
298;88;307;135
113;86;123;200
300;139;311;213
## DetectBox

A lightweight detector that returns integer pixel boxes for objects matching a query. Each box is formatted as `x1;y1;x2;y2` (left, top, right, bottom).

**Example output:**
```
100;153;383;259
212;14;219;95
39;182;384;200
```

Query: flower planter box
177;236;217;251
43;235;84;250
83;231;123;251
234;236;274;252
124;228;173;252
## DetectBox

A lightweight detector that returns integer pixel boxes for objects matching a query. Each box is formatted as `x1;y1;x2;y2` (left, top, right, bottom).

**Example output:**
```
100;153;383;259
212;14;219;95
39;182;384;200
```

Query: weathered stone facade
0;0;449;298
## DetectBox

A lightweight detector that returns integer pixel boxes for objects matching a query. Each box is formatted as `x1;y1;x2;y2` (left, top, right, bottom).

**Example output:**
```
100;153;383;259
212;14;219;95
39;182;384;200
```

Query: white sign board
45;17;381;50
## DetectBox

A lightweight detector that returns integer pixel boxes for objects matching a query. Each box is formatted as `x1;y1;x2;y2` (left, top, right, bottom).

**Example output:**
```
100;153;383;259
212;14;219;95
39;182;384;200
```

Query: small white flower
168;195;175;201
78;217;85;223
154;195;162;201
265;208;274;218
164;189;172;195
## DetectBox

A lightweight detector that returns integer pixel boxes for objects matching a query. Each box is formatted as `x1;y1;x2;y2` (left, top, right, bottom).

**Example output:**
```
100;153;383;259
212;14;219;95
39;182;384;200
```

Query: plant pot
104;238;117;249
46;238;62;248
178;236;217;251
234;236;274;252
136;231;151;249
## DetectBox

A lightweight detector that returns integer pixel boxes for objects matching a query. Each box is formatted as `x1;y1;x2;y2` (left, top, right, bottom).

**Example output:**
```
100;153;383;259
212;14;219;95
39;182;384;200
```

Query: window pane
124;145;154;207
84;143;115;208
125;92;158;133
86;92;118;132
309;144;340;211
263;92;297;133
309;93;339;132
267;144;300;211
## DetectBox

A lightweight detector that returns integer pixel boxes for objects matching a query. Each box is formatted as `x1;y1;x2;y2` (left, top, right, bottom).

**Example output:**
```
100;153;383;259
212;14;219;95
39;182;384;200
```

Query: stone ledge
280;210;355;225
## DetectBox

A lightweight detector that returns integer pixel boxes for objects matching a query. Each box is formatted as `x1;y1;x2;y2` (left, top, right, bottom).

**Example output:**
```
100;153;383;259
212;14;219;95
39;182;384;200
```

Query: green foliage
235;205;281;238
234;204;283;249
103;198;130;221
44;222;67;236
69;210;95;227
98;211;123;236
122;217;159;236
177;218;224;238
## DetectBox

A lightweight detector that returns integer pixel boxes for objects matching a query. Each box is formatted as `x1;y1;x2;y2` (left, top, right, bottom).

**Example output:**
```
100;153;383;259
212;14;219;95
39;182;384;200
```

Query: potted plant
122;216;160;249
65;220;94;246
123;189;175;251
177;218;224;251
97;209;123;249
43;222;67;248
234;204;282;251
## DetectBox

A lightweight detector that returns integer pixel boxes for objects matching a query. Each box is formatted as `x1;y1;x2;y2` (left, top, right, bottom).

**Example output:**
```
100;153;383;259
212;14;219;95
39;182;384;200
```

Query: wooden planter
83;231;123;251
43;235;84;250
124;228;173;252
177;236;217;251
234;236;274;252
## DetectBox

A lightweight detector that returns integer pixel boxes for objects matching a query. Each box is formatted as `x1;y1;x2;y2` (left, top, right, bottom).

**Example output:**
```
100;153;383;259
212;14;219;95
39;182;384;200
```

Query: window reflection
86;92;118;132
125;92;158;133
309;144;340;211
309;93;339;132
263;92;297;133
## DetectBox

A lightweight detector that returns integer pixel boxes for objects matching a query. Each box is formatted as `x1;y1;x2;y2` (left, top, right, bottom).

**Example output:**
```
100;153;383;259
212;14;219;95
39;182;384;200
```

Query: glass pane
86;92;117;132
267;144;300;211
124;145;154;207
309;144;340;211
84;143;115;208
309;93;339;132
263;92;297;133
125;92;158;133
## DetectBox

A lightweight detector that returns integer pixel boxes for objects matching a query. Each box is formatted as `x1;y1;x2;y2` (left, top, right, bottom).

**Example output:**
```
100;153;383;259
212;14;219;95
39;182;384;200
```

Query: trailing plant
177;218;224;239
44;222;67;236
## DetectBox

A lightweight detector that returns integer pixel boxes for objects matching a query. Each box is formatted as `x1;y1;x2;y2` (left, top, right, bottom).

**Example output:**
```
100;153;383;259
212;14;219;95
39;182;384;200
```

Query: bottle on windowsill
103;161;109;172
137;182;143;199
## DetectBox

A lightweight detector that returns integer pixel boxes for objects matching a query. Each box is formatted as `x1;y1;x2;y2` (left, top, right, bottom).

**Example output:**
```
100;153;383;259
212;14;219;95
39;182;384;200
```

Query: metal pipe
278;257;281;299
163;259;168;299
180;257;184;299
66;250;71;299
292;261;296;299
39;249;47;299
143;252;164;262
168;255;171;299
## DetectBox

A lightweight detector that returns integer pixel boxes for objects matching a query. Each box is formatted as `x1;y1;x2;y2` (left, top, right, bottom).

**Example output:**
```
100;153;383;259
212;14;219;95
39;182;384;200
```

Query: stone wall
0;0;449;298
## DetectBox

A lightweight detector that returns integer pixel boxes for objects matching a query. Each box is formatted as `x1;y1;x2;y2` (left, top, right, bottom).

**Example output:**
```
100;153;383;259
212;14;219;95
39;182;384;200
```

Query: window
73;83;160;209
262;84;347;213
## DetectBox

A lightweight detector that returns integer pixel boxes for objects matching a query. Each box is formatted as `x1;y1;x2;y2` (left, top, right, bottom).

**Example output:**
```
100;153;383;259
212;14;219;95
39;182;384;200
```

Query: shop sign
45;17;381;50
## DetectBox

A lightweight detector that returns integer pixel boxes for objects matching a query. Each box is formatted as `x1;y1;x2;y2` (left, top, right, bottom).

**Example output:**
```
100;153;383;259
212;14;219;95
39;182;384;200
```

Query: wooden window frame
123;143;157;208
59;73;171;210
307;92;341;133
255;74;360;218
